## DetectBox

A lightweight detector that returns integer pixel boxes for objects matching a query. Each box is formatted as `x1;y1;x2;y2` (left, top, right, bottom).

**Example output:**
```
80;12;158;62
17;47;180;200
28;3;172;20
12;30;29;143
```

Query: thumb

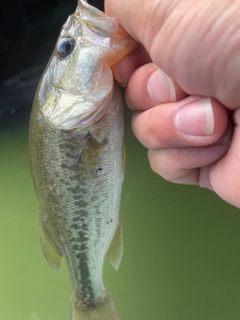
105;0;240;109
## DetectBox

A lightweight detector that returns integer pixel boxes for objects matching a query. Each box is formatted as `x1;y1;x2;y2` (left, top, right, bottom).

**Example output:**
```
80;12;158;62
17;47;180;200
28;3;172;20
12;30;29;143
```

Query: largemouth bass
29;1;137;319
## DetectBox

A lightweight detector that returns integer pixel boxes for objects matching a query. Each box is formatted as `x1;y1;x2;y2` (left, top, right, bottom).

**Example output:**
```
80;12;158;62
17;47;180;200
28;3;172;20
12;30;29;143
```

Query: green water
1;109;240;320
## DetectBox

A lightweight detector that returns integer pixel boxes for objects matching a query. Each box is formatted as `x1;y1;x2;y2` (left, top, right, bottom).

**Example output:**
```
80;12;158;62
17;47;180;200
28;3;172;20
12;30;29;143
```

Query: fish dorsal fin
106;221;123;270
39;217;62;272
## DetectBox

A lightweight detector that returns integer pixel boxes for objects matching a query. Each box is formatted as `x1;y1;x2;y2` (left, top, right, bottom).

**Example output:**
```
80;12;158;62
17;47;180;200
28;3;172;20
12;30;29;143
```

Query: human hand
105;0;240;208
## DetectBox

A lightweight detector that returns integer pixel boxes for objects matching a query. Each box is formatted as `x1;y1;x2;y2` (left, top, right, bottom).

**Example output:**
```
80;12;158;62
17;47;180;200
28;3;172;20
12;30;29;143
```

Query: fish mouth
56;94;112;130
41;86;113;130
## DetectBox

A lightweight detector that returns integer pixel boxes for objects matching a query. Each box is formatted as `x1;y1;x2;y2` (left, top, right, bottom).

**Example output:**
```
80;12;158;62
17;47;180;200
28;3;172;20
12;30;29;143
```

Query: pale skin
105;0;240;208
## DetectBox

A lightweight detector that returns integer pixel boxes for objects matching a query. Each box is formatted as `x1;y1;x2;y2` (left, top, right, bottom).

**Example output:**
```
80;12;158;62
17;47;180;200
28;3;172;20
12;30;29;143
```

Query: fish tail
71;290;120;320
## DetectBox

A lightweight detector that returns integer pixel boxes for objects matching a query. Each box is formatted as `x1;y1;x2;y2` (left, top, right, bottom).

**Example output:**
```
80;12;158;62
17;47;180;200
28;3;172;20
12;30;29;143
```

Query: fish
29;0;137;319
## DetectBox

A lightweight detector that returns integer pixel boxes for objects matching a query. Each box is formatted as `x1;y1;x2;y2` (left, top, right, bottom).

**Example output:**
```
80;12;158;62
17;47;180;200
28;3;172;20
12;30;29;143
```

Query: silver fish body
30;85;124;318
29;1;137;319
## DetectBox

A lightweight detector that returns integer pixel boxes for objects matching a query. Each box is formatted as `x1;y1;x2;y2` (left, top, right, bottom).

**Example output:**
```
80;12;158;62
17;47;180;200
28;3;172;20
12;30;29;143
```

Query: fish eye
56;37;75;59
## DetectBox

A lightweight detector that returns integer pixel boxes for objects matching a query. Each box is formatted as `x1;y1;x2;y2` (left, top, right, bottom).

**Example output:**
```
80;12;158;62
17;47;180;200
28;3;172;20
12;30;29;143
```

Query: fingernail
147;69;176;103
174;97;214;136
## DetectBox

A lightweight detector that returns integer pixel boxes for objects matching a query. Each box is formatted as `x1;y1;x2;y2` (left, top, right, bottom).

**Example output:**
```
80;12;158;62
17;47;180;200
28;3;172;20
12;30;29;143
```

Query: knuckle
148;149;161;174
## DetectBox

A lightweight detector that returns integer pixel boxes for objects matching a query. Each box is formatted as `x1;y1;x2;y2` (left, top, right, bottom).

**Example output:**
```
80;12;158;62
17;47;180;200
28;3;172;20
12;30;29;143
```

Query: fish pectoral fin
40;217;62;272
77;136;106;179
106;220;123;270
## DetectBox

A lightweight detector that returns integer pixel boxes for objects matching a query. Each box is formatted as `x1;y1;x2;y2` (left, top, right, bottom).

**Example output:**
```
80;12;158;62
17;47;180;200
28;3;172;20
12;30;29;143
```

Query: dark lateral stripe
70;219;95;305
78;252;95;305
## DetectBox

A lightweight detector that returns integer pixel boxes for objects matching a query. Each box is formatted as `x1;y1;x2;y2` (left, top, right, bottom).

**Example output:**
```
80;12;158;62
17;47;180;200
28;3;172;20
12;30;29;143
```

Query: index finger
104;0;164;49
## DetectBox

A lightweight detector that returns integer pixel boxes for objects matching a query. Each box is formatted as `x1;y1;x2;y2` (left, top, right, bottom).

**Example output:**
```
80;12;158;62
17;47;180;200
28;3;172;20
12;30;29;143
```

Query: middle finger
125;63;187;110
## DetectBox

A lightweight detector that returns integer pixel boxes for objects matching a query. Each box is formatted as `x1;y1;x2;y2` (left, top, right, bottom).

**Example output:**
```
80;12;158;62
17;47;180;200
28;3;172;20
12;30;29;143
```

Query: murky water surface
1;110;240;320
